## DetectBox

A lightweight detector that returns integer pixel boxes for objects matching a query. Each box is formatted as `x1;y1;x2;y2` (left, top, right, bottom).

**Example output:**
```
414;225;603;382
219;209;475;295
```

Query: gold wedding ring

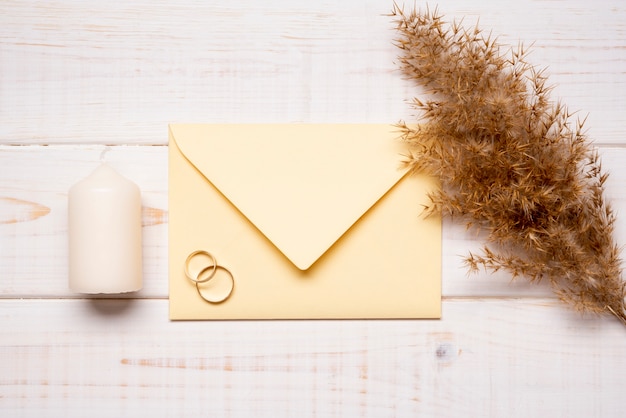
184;250;217;283
195;265;235;304
184;250;234;304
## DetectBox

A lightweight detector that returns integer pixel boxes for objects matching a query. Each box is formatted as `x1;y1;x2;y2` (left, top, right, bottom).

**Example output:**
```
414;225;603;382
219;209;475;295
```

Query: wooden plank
2;1;625;416
1;0;625;144
2;144;626;299
0;298;624;417
0;145;167;298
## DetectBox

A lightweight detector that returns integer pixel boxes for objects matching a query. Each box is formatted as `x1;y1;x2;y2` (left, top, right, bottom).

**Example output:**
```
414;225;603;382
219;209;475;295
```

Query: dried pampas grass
392;4;626;325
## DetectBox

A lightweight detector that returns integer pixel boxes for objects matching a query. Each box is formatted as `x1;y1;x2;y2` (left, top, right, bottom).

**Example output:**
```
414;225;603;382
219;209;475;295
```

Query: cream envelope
168;124;441;320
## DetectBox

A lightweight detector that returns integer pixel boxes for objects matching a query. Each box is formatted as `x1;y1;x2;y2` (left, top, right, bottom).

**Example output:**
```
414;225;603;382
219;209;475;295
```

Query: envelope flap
169;124;408;270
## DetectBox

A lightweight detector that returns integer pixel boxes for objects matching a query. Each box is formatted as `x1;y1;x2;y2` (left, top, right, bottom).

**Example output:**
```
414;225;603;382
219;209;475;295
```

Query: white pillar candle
68;163;143;293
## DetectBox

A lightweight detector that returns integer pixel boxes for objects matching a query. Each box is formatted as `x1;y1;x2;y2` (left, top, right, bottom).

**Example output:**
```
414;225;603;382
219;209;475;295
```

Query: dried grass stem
392;4;626;325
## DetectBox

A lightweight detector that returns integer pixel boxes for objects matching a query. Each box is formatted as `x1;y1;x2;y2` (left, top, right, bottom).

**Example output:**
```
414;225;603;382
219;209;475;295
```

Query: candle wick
99;146;111;163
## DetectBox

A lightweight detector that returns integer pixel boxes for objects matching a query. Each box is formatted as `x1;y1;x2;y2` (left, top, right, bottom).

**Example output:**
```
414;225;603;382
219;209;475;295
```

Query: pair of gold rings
184;250;234;304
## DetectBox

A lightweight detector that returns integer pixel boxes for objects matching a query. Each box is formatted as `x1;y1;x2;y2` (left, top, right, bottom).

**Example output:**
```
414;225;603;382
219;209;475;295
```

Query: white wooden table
2;1;626;416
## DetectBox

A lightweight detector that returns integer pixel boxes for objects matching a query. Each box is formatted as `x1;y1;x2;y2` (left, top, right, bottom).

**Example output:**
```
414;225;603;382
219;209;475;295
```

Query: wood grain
1;0;625;144
2;145;626;299
1;0;626;417
0;197;51;224
0;145;167;298
1;299;625;417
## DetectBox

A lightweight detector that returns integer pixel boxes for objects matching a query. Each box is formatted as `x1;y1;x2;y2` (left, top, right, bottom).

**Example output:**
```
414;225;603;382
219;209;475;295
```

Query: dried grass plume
392;3;626;325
